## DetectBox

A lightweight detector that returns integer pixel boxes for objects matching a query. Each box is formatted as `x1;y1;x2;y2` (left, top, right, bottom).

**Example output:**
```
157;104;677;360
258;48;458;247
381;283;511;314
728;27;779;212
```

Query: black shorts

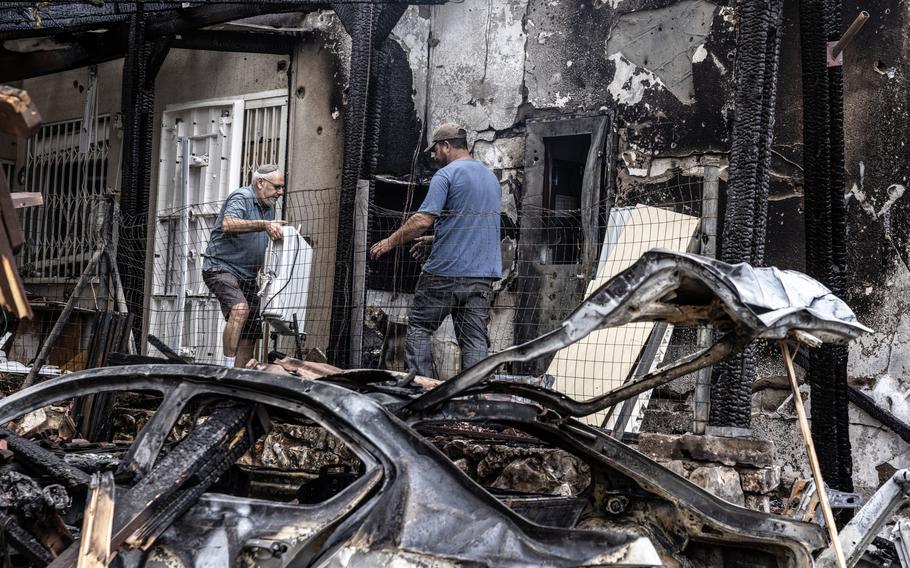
202;270;263;339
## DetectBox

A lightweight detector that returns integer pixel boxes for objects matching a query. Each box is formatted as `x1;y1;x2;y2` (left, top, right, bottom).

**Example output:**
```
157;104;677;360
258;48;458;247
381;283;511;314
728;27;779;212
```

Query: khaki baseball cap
423;123;467;153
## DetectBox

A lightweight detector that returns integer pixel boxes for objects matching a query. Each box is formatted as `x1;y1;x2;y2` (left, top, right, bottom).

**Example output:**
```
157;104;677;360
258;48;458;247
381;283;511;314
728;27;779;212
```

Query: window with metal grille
17;116;111;280
240;95;288;186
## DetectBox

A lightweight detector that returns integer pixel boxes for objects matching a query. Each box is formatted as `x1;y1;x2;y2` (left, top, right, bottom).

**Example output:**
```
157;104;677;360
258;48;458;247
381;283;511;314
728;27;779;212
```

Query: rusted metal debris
0;250;891;567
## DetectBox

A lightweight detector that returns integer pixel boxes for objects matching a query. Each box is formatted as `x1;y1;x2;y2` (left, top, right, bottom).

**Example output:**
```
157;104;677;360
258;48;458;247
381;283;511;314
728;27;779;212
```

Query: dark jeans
405;272;495;378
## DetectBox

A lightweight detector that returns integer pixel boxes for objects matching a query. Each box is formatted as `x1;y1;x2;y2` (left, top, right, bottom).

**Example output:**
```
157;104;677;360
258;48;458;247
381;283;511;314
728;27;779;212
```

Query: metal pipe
350;179;370;368
831;11;869;60
172;137;189;354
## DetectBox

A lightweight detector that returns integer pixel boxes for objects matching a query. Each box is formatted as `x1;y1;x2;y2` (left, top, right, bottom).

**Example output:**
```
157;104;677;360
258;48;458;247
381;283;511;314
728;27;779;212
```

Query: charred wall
374;0;738;376
347;0;907;495
840;0;910;497
752;0;910;497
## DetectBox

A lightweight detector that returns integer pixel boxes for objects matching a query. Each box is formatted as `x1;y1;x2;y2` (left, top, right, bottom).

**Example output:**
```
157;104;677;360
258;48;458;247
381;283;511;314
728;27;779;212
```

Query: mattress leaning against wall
549;204;700;426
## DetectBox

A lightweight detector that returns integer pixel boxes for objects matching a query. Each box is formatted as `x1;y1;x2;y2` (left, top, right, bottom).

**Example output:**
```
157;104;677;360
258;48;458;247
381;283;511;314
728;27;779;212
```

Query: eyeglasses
263;179;286;191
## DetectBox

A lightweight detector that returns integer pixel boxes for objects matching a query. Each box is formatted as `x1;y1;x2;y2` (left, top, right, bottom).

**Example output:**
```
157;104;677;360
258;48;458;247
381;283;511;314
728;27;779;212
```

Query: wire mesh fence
4;173;715;430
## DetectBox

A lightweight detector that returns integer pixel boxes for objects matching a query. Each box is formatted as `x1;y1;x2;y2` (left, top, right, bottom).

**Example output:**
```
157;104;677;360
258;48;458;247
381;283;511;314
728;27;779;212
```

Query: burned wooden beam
76;472;115;568
48;405;257;567
0;40;123;82
0;510;54;566
168;30;297;54
0;1;446;40
146;334;191;363
0;427;91;490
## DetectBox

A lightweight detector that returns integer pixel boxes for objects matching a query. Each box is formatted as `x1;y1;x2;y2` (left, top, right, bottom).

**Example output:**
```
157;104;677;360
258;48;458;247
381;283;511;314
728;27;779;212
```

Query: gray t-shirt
418;159;502;278
203;186;275;280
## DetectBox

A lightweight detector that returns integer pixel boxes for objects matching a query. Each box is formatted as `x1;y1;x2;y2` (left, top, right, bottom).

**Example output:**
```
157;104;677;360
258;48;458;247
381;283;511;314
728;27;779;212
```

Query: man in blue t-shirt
370;123;501;378
202;165;285;368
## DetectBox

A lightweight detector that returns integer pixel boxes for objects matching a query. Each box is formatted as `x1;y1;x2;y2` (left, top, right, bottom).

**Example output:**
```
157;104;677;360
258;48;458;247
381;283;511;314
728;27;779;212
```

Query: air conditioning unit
259;225;313;336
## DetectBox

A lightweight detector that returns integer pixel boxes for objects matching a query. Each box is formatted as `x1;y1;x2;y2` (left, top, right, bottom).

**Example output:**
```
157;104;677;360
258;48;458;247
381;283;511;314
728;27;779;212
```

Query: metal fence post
693;163;720;434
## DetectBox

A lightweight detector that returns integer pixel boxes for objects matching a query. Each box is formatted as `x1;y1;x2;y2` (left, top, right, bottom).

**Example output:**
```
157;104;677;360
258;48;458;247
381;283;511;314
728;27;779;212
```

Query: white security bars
18;116;111;280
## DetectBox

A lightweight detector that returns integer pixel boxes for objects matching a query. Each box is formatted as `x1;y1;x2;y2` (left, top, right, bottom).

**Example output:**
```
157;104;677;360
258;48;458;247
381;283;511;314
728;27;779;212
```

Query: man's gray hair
252;164;282;185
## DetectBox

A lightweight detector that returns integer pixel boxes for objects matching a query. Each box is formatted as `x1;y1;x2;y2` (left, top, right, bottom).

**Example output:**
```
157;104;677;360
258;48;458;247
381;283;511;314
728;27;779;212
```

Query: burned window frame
514;113;615;375
523;113;613;273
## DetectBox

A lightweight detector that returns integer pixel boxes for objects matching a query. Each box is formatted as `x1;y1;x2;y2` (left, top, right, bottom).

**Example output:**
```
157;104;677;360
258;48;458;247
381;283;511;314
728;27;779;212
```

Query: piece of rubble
662;459;689;478
638;433;774;468
248;356;343;380
744;494;771;513
0;439;13;462
689;465;745;506
17;406;75;439
490;451;585;497
740;466;781;494
242;422;358;471
0;470;70;518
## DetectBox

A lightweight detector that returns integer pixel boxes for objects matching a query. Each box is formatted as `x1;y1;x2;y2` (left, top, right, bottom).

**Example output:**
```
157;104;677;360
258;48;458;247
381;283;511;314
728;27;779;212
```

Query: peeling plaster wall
428;0;527;136
524;0;735;157
604;0;718;105
388;0;736;176
842;1;910;497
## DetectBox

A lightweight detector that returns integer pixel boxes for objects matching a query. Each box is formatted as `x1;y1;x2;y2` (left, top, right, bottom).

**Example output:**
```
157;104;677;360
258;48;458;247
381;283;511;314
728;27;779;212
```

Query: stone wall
638;432;782;512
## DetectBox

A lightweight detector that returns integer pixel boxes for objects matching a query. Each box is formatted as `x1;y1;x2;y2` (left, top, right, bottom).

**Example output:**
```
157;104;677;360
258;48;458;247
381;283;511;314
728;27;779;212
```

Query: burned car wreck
0;251;882;567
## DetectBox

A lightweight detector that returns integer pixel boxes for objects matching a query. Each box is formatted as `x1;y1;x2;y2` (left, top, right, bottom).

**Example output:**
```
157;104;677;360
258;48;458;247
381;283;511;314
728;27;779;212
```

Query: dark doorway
543;134;591;265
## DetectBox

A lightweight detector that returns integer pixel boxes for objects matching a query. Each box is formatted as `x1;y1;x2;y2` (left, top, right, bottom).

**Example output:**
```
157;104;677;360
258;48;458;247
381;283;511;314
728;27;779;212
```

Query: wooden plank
781;341;847;568
0;223;32;320
0;169;23;252
10;193;44;209
77;472;115;568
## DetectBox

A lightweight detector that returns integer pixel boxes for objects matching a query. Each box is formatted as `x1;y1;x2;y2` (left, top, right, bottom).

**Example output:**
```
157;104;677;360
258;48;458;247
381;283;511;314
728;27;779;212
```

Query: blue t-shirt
203;186;275;280
418;159;501;278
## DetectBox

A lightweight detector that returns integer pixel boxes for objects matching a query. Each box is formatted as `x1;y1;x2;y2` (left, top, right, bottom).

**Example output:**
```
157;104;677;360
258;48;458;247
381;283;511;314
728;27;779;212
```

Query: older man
203;164;285;367
370;123;501;378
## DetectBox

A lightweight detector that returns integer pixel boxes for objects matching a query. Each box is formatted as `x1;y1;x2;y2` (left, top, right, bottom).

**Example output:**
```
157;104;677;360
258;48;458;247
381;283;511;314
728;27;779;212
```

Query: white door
148;98;244;362
147;92;289;363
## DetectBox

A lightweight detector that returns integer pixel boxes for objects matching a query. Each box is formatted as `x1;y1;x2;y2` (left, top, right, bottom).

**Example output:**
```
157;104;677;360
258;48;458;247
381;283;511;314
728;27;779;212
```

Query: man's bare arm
222;216;285;240
370;212;435;259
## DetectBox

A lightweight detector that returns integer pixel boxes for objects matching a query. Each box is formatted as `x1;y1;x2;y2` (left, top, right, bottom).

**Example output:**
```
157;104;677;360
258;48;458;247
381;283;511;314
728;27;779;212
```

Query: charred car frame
0;251;883;567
